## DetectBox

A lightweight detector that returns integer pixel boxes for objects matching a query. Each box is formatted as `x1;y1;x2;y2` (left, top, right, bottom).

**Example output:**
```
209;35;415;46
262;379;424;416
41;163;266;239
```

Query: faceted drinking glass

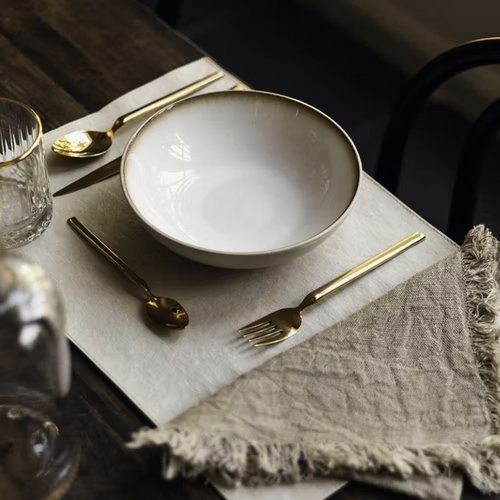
0;98;52;248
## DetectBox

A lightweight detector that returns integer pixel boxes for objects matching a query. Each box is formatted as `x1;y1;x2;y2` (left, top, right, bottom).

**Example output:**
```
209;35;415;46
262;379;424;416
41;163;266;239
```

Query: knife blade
53;156;121;197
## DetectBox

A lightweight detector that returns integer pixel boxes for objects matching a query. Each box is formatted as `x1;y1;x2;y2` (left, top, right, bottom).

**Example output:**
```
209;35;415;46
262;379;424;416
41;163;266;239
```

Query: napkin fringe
461;225;500;429
129;225;500;493
129;427;500;493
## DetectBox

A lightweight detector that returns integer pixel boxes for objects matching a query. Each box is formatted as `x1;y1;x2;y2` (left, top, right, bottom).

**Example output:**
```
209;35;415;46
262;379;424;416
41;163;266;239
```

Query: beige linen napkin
130;226;500;499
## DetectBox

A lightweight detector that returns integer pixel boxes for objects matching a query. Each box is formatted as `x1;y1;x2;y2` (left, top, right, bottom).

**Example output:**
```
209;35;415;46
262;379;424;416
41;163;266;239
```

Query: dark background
143;0;499;239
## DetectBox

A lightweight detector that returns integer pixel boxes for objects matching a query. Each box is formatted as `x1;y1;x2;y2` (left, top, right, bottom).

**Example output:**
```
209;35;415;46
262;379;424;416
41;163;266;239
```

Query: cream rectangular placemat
15;57;457;499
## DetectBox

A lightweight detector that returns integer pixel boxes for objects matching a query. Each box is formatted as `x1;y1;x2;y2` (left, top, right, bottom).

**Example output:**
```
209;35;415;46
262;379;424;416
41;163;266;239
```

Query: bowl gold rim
120;90;362;258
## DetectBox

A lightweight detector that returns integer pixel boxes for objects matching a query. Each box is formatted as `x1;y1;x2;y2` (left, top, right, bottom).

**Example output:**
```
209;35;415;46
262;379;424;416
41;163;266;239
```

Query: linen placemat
15;56;459;499
131;226;500;500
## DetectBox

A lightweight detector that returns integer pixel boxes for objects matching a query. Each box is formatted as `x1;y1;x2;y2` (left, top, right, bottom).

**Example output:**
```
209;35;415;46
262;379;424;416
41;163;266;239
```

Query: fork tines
239;319;285;347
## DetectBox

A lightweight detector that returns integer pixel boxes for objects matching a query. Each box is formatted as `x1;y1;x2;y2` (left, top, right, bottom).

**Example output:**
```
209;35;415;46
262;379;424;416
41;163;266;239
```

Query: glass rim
0;97;43;169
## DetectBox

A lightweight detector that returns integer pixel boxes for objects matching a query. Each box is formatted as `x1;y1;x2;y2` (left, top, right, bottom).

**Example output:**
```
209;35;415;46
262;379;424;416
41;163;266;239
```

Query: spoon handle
111;71;225;132
67;217;153;299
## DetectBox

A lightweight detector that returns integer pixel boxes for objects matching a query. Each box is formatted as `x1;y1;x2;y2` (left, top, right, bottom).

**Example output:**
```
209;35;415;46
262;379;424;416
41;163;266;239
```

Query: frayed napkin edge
462;225;500;430
130;428;500;493
129;225;500;493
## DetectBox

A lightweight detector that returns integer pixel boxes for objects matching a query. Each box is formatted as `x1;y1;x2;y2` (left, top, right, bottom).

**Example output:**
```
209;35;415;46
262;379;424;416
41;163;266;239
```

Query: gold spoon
67;217;188;329
52;71;224;158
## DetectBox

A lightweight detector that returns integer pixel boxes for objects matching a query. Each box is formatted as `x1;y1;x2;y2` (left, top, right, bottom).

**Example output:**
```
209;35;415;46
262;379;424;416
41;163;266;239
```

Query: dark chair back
375;37;500;243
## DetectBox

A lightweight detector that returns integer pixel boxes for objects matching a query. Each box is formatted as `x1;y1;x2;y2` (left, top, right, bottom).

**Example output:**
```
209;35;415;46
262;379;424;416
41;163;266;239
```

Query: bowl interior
122;91;360;254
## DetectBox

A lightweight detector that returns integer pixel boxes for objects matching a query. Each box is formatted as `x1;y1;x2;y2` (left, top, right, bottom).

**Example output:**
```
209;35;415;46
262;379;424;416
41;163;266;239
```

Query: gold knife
53;156;121;197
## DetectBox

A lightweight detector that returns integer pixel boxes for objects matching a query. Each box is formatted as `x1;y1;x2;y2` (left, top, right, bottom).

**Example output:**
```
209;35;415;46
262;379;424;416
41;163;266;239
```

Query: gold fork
239;232;425;347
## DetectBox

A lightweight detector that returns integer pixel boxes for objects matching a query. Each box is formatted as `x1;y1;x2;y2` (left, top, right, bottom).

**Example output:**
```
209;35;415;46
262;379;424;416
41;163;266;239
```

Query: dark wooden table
0;1;493;498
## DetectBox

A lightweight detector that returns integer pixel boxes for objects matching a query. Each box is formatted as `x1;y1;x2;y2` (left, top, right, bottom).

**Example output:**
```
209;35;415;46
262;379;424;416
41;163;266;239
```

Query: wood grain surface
0;0;495;498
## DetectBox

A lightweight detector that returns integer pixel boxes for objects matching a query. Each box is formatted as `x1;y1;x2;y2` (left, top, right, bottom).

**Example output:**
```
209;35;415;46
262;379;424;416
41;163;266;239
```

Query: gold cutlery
53;83;248;197
53;157;121;197
239;232;425;347
52;71;224;158
67;217;189;329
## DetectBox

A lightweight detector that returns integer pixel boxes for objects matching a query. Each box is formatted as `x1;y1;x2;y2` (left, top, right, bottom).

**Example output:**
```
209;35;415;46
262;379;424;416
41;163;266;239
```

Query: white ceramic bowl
121;91;361;268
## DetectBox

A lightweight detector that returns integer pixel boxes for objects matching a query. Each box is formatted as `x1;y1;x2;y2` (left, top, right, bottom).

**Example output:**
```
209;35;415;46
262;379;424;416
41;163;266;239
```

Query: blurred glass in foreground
0;253;79;499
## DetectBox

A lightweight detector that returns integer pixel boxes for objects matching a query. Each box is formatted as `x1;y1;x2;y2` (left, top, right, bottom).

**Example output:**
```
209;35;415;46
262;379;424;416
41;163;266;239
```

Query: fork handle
299;232;425;309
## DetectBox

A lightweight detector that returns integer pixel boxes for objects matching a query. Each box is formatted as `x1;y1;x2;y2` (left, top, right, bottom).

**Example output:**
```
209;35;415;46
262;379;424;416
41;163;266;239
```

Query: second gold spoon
52;71;224;159
67;217;189;329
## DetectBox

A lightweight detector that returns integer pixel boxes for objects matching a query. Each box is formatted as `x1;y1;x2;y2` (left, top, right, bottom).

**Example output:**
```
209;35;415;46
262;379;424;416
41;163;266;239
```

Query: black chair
375;37;500;243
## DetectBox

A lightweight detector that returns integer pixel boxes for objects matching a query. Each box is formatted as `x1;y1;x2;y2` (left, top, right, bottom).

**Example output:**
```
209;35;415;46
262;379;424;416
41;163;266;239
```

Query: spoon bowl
146;296;189;329
52;130;113;158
